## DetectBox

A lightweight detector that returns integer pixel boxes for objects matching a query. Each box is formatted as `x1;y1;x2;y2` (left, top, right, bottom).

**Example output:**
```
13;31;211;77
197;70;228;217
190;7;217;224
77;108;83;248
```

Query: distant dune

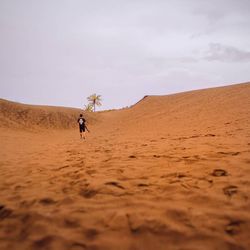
96;82;250;137
0;99;97;130
1;82;249;132
131;82;250;121
0;82;250;250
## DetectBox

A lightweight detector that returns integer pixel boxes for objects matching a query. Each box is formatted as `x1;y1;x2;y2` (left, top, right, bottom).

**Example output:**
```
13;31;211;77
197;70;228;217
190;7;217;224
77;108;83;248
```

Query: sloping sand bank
0;83;250;250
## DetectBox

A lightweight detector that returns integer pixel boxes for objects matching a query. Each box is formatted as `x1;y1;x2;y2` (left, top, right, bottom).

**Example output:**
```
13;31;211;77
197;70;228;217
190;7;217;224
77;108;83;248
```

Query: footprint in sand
70;242;87;250
217;151;241;156
19;199;37;208
231;152;241;156
137;183;149;187
129;155;136;159
105;181;125;189
54;165;70;171
79;188;98;198
223;185;238;197
84;228;99;240
225;220;243;235
39;198;57;205
32;236;55;249
211;169;228;177
153;155;161;158
176;173;187;178
0;205;13;219
189;135;200;138
64;218;80;228
86;170;96;175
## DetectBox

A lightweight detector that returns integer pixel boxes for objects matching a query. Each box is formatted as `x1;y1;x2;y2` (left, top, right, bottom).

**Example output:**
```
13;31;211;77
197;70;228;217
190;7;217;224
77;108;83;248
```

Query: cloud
190;0;250;38
204;43;250;62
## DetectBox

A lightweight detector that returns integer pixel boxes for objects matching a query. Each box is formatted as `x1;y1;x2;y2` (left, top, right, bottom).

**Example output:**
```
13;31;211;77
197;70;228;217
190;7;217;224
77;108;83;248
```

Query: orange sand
0;83;250;250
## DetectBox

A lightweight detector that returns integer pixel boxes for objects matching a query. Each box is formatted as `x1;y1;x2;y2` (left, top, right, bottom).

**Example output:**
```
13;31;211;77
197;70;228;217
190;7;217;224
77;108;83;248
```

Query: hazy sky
1;0;250;110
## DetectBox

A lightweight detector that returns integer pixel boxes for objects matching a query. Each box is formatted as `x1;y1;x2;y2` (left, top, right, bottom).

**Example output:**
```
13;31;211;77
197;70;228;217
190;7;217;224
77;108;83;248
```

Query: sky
0;0;250;110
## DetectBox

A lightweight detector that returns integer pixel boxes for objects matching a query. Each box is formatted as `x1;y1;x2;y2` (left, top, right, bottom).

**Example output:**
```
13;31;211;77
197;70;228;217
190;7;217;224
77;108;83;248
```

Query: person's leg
83;131;86;139
79;126;83;138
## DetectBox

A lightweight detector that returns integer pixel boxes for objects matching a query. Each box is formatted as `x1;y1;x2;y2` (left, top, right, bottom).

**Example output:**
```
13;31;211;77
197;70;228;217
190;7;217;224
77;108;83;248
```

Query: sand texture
1;83;250;250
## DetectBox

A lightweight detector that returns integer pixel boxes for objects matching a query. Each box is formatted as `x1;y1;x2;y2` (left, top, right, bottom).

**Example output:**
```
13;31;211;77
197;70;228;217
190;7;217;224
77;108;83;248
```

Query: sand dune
0;82;250;250
0;99;98;130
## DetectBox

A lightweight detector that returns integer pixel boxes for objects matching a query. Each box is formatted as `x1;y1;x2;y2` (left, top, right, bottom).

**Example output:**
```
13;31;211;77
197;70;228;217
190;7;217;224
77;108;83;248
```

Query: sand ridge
0;82;250;250
0;99;98;130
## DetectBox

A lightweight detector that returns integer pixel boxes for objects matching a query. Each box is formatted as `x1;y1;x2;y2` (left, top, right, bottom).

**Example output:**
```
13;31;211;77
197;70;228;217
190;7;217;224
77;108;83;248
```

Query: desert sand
0;82;250;250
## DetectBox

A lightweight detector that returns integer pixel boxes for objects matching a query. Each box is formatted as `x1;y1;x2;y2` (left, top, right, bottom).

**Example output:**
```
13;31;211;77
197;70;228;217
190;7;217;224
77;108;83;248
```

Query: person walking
77;114;87;139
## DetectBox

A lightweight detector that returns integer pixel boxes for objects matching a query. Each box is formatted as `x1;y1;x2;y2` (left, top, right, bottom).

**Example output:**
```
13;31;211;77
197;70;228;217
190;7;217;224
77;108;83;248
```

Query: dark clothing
78;117;86;133
79;125;85;133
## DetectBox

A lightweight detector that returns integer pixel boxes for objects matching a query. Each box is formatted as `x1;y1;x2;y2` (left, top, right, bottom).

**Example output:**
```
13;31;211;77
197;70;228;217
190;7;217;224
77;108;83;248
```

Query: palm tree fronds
86;93;102;112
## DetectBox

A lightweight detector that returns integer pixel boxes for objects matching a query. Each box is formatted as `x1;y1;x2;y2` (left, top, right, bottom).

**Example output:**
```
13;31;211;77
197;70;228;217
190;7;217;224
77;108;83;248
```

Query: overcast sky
1;0;250;110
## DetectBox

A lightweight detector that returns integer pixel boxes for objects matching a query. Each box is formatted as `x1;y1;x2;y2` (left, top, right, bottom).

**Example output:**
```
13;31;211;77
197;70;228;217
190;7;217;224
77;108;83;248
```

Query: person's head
80;114;83;117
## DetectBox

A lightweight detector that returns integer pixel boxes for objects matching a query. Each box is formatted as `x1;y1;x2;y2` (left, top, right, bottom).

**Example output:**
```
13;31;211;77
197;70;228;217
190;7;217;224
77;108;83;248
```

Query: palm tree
84;103;94;112
87;94;102;112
